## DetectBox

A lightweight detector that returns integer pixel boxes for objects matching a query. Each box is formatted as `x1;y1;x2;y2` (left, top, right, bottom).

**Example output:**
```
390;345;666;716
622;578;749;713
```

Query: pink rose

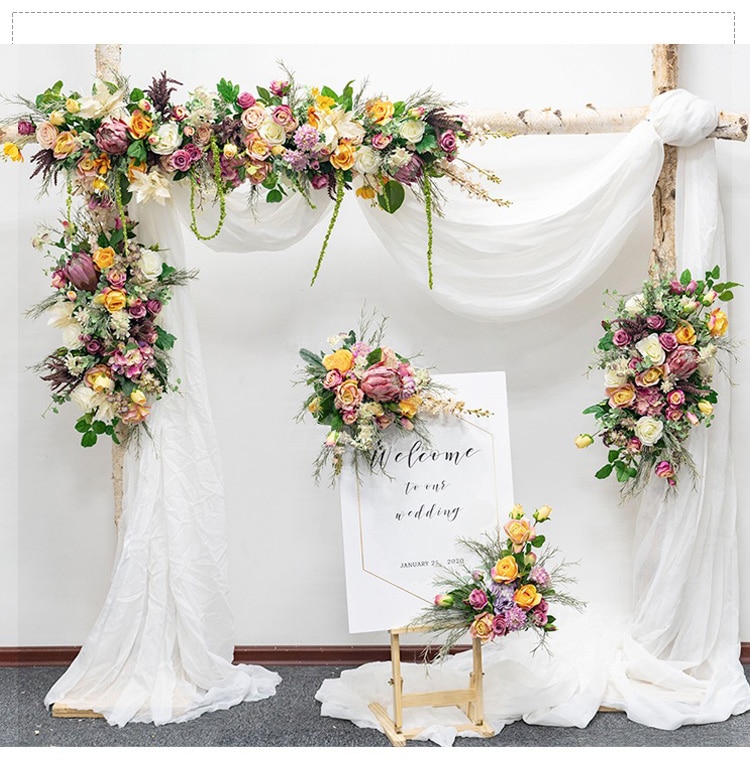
237;92;256;109
467;588;488;610
95;118;130;155
667;345;700;379
360;366;402;402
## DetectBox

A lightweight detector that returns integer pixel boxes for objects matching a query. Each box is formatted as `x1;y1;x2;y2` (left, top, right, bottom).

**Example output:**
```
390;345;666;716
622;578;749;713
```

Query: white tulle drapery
315;91;750;744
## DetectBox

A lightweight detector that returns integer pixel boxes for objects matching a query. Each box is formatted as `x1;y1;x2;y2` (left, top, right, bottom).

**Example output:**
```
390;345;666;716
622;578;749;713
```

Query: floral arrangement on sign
576;266;739;495
298;313;492;483
412;504;583;661
3;71;508;288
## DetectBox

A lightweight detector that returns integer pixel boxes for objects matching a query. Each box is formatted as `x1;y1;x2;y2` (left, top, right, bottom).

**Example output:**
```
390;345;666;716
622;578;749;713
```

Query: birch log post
649;43;680;281
94;43;126;528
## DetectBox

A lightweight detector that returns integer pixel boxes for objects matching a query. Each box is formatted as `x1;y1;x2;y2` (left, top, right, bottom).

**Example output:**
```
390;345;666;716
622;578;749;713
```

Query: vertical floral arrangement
577;267;739;495
413;504;583;661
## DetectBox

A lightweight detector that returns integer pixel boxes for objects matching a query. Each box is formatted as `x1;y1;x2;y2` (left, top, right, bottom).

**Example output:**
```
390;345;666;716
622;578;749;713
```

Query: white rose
634;416;664;446
258;118;286;146
353;146;381;176
70;385;97;412
150;122;181;155
635;333;666;366
399;119;426;144
139;250;163;280
624;293;646;316
604;366;629;388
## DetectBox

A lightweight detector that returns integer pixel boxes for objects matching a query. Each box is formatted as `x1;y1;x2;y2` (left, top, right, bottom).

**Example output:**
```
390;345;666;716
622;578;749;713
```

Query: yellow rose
130;389;147;406
52;130;79;159
103;289;127;313
469;612;495;643
330;140;356;171
322;348;354;373
490;555;519;583
92;246;116;271
367;99;395;125
674;321;697;345
3;143;23;163
504;519;535;552
607;383;636;409
697;400;714;416
398;396;422;418
128;109;153;140
708;308;728;337
514;584;543;611
84;364;114;393
49;110;66;127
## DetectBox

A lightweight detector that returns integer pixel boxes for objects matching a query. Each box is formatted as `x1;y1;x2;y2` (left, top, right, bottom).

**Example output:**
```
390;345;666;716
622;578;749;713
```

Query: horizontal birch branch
464;106;748;142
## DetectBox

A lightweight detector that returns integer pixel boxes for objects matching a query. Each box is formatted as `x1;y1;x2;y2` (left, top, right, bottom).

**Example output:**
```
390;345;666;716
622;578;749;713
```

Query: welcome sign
339;371;514;633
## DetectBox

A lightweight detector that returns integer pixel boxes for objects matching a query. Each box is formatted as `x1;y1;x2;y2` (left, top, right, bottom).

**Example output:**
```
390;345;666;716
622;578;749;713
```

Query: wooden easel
368;625;494;746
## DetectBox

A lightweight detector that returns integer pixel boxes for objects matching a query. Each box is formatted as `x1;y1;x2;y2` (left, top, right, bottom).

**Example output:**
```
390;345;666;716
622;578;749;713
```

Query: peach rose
322;348;354;373
674;321;697;345
330;140;356;171
128;109;153;140
469;612;495;643
92;246;115;271
490;555;519;583
514;584;543;611
504;518;536;552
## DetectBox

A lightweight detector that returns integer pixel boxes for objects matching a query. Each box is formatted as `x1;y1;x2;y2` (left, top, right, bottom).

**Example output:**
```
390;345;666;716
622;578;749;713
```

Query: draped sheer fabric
45;90;749;733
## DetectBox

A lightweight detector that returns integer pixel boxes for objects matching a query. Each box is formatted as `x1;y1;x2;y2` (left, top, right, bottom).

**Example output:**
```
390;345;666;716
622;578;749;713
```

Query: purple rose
129;300;148;319
237;91;256;109
612;329;631;347
646;314;666;330
95;118;130;155
393;153;424;185
146;299;162;315
438;129;458;156
659;332;679;352
17;120;35;136
667;345;700;379
65;252;99;292
311;174;329;190
360;366;403;402
467;588;488;610
169;148;193;172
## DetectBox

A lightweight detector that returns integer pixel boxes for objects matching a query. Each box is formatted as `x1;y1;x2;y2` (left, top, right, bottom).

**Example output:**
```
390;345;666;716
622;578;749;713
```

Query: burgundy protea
65;252;99;292
360;366;402;402
95;118;130;155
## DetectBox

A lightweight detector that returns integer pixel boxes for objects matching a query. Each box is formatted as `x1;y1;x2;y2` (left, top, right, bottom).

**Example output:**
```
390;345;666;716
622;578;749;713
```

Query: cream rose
634;416;664;446
635;333;666;366
138;250;162;281
399;119;426;144
149;122;181;155
258;118;286;146
353;145;381;176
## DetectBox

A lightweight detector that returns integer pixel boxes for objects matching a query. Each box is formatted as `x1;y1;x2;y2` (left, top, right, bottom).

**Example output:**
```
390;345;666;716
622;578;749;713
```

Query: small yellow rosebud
574;434;594;449
509;503;525;520
697;400;714;416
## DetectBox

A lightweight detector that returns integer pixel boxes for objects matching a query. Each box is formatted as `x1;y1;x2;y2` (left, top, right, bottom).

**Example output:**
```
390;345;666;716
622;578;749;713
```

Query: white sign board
339;371;514;633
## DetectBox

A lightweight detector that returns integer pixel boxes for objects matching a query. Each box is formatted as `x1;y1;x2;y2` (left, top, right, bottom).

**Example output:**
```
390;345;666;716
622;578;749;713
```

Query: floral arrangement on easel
413;504;583;661
2;70;506;447
576;266;739;495
297;312;492;483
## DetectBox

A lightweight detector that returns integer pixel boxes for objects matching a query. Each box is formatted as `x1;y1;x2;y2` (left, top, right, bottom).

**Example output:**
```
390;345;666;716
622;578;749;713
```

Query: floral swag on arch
3;71;507;449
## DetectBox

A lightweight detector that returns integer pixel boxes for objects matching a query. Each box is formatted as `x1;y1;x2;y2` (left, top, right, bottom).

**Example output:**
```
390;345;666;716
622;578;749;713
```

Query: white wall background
1;44;748;647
